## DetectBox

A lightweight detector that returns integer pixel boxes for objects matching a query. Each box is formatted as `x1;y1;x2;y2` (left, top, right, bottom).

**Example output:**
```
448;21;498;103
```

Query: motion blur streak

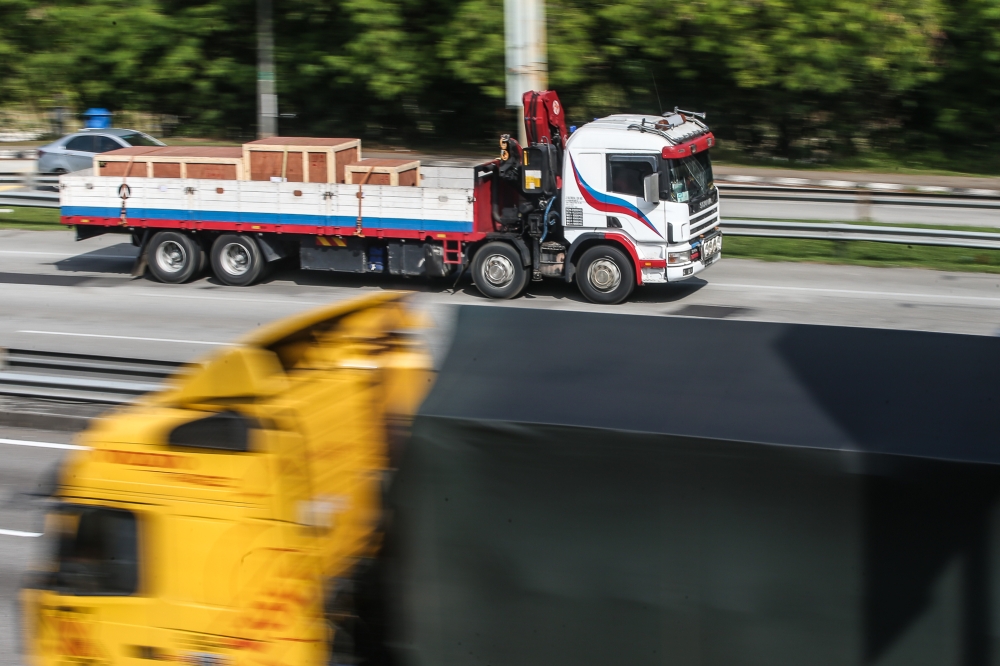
0;438;87;450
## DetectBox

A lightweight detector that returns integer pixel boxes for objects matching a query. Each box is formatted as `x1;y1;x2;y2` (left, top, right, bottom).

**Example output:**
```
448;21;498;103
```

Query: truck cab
561;112;721;287
470;94;722;305
21;294;432;666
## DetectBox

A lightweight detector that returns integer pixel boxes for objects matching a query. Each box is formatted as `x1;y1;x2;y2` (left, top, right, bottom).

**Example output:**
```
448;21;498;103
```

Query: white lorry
60;91;721;304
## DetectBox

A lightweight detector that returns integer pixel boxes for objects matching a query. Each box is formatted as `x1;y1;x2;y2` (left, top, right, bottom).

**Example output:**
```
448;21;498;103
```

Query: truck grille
690;213;719;236
688;201;719;237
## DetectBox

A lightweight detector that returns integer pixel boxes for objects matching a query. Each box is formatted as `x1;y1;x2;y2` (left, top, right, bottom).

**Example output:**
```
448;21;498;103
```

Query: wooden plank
345;158;420;187
186;163;239;180
335;147;358;184
250;151;284;181
153;163;181;178
308;152;327;183
286;151;304;182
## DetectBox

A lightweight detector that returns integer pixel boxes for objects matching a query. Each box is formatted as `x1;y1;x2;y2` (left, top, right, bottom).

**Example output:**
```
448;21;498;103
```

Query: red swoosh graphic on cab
570;158;662;238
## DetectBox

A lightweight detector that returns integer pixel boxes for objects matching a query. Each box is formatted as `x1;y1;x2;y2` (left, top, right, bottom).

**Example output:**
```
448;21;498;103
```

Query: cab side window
607;155;656;198
65;136;96;152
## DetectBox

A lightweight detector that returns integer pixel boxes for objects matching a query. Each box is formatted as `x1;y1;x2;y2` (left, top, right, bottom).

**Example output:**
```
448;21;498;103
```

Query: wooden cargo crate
96;147;243;179
345;158;421;187
242;137;361;183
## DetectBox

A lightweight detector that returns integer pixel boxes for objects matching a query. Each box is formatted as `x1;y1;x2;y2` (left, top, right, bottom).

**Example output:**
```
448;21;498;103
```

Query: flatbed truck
61;91;722;304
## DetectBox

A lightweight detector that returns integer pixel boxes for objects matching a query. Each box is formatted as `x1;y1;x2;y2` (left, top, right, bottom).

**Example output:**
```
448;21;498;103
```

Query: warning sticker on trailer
524;170;542;190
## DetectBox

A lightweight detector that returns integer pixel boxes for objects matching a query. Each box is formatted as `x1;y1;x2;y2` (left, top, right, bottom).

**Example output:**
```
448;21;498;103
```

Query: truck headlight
668;250;691;265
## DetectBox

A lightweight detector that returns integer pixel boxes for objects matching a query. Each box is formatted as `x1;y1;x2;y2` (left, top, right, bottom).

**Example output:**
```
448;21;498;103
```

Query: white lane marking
18;330;236;346
0;437;88;450
0;528;42;538
710;282;1000;305
123;290;327;306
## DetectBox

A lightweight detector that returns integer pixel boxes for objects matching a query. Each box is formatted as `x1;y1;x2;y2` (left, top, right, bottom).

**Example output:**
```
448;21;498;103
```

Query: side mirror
643;172;660;204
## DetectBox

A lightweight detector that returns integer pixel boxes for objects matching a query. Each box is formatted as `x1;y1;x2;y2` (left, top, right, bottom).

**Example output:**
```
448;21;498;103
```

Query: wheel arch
564;233;642;285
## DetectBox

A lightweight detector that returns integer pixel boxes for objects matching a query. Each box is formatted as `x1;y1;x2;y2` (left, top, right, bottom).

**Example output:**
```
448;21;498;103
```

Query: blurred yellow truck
20;292;432;666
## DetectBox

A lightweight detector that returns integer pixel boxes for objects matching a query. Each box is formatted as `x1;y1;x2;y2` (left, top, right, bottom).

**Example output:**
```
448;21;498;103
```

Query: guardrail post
857;188;872;223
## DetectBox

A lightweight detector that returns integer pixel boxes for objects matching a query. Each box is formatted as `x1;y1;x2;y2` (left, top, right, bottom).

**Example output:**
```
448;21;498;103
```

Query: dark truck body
384;307;1000;666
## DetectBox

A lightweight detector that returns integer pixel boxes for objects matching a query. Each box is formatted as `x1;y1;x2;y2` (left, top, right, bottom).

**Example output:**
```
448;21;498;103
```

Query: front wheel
210;234;265;286
576;245;635;304
471;242;527;299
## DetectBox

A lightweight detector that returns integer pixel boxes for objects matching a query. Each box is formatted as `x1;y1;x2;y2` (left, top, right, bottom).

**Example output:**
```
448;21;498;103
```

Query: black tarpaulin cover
385;306;1000;666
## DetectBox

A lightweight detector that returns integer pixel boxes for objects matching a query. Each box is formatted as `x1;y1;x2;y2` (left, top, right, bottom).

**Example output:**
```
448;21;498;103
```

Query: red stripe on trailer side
62;216;488;243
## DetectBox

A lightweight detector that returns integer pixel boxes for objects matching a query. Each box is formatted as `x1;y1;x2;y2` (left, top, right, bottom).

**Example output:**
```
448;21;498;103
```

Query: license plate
701;234;722;261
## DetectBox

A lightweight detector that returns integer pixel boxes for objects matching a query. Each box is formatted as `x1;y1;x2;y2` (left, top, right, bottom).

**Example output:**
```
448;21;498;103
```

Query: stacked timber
95;147;244;179
243;137;361;183
344;158;421;186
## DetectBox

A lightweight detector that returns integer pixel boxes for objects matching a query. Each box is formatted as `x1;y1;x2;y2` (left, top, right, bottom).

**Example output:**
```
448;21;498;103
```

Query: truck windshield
663;152;714;203
50;506;139;595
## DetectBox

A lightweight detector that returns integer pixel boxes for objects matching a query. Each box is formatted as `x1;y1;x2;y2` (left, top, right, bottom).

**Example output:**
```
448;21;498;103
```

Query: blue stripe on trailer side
61;206;474;233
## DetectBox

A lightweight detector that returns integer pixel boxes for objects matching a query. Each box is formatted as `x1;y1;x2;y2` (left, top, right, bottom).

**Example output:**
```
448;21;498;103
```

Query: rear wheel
471;242;527;299
576;244;635;304
211;234;265;286
146;231;203;284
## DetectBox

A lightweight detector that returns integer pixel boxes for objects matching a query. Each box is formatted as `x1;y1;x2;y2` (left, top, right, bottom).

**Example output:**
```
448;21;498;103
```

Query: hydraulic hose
540;195;558;243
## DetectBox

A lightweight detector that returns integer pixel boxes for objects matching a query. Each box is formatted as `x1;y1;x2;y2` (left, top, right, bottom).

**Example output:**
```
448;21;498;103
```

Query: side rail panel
60;175;478;240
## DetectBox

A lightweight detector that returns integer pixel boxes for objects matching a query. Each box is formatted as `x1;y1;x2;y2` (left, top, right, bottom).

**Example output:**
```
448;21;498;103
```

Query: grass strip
723;235;1000;274
0;206;63;230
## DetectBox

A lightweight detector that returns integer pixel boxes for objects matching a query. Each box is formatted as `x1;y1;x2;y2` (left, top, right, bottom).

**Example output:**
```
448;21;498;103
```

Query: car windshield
118;132;164;147
48;506;139;595
662;151;714;203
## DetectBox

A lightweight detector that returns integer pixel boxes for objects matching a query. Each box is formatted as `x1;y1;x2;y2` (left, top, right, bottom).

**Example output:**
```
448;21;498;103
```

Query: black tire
576;244;635;304
471;241;527;299
210;234;265;286
146;231;203;284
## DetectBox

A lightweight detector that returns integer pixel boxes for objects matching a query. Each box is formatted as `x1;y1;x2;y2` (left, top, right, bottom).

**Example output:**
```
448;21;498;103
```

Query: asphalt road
2;229;999;364
2;228;1000;664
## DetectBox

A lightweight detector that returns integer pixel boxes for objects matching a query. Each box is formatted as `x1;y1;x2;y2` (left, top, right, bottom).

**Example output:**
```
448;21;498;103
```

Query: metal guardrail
0;348;184;404
0;191;60;207
717;184;1000;210
723;220;1000;249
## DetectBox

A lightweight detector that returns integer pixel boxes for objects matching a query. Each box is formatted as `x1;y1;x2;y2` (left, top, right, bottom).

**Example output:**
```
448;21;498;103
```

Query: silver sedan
37;129;164;174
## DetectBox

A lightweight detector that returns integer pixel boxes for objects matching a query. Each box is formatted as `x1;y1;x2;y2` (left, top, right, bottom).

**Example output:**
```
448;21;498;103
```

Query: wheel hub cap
155;241;186;273
221;243;250;275
588;258;621;292
483;254;515;287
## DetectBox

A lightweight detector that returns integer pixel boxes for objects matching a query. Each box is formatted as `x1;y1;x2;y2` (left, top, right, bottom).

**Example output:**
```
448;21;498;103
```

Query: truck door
603;154;663;240
28;505;151;665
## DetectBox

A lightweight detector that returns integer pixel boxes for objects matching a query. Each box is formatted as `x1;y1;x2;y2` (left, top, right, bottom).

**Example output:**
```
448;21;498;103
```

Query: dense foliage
1;0;997;164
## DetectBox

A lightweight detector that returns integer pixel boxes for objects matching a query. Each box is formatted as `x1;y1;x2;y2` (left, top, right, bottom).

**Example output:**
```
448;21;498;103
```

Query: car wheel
146;231;203;284
471;242;527;299
576;244;635;304
211;234;265;286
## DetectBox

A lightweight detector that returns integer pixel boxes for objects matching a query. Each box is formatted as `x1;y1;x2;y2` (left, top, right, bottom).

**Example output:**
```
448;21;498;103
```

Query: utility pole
504;0;547;147
257;0;277;138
